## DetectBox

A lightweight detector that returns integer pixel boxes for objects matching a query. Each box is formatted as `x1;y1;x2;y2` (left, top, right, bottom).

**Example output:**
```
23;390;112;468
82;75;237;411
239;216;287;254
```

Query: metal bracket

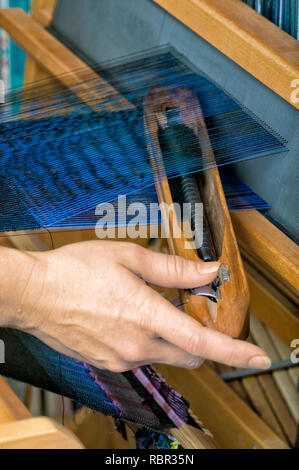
190;264;230;303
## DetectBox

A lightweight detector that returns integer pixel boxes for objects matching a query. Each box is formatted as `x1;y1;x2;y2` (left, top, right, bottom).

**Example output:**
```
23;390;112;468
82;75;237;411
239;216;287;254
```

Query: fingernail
248;356;272;370
199;261;220;273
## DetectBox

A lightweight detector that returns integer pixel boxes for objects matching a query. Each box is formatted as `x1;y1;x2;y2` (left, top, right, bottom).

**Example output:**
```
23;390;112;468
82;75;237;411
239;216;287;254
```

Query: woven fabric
0;328;194;433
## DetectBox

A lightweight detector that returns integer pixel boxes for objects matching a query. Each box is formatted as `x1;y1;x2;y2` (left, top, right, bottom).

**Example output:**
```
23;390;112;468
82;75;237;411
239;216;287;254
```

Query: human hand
3;241;270;372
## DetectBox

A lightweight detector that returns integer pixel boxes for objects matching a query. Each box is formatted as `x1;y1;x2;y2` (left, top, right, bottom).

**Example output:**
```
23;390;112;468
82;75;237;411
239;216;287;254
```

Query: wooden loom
0;0;298;449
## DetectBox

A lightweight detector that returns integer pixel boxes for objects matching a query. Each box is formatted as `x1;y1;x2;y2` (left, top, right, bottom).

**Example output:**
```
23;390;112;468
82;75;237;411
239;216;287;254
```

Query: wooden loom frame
0;0;297;448
0;376;83;448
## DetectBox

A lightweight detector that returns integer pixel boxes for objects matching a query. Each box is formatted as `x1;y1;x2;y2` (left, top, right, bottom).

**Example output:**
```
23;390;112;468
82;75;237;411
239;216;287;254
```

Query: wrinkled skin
0;241;270;372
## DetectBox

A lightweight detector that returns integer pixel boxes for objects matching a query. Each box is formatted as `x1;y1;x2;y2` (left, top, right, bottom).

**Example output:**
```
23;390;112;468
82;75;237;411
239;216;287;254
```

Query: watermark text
95;196;203;249
0;340;4;364
0;80;5;104
290;339;299;364
290;79;299;104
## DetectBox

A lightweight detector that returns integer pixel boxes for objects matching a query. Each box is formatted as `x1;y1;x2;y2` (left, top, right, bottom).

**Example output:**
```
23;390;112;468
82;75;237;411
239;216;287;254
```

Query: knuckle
133;293;158;331
167;255;184;279
117;243;146;269
184;357;203;369
224;349;237;367
188;332;207;357
121;342;145;362
129;243;145;261
92;353;106;364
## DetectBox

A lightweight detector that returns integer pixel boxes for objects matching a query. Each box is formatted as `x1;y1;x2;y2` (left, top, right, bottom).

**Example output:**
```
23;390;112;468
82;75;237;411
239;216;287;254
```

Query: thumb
120;245;220;288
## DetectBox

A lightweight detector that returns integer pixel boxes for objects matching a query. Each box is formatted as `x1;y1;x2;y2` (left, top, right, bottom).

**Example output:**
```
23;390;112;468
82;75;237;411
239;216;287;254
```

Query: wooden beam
0;377;31;424
32;7;54;28
0;8;131;111
250;315;299;423
245;262;299;345
32;0;56;14
157;363;289;449
256;373;297;447
66;409;135;449
32;0;56;27
154;0;299;109
231;210;299;296
0;417;84;449
217;343;297;446
240;375;286;442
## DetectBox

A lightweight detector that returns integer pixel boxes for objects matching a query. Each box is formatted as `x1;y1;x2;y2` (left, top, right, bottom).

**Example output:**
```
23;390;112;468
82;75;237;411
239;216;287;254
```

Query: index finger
140;284;271;370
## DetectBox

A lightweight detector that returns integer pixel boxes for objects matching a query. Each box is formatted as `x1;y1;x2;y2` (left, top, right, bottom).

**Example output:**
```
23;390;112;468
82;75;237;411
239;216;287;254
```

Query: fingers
103;326;204;369
111;357;205;372
118;246;271;370
182;327;271;369
132;282;271;370
148;338;205;369
119;244;220;288
119;334;204;369
43;330;203;373
160;316;271;369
